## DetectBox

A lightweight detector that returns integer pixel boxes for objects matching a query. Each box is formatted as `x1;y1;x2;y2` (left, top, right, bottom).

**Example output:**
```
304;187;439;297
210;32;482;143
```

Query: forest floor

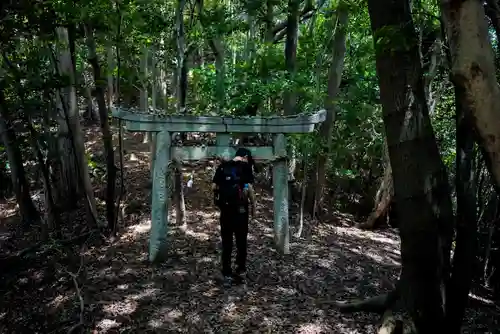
0;123;499;333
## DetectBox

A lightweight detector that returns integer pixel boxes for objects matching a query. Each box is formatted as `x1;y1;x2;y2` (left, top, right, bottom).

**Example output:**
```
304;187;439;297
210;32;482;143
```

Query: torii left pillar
149;130;171;262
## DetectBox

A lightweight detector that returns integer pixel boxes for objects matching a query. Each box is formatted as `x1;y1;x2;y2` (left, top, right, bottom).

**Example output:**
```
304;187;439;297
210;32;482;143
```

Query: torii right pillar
272;133;290;254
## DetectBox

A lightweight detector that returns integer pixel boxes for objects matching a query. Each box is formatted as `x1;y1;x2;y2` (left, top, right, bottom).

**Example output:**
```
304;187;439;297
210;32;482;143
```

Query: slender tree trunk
305;4;349;215
174;0;187;225
107;42;114;109
82;68;98;123
26;119;60;238
367;0;454;331
84;24;117;233
358;141;394;230
0;92;40;226
283;0;299;116
141;46;151;144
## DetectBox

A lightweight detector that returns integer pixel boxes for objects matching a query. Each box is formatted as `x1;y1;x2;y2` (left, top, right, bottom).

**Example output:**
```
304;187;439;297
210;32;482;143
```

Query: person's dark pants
220;206;249;277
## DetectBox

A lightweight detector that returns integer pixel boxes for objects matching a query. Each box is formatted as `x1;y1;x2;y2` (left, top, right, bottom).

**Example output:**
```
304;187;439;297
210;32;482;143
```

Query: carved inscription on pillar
149;130;171;263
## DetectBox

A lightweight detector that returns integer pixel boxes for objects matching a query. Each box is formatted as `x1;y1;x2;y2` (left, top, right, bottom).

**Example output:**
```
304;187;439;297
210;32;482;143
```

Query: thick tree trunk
441;0;500;190
367;0;454;332
0;94;40;226
85;24;117;233
305;5;349;215
55;26;99;226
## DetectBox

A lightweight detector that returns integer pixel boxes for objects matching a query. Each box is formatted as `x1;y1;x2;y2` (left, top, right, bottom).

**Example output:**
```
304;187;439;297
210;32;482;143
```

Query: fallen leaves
0;125;497;334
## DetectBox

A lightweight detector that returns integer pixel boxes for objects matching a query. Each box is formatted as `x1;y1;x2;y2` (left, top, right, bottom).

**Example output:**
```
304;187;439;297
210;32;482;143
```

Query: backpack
216;162;248;208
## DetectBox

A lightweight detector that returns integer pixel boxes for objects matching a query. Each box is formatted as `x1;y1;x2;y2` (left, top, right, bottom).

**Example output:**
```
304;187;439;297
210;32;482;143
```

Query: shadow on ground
0;126;498;334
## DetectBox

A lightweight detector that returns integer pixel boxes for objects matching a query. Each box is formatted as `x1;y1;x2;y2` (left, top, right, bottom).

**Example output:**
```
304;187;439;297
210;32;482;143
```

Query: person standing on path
212;148;257;287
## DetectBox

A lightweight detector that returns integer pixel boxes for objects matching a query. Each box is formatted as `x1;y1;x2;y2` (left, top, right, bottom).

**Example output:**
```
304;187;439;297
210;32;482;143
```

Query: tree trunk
174;0;187;225
262;0;275;113
106;42;114;109
441;0;500;190
444;82;478;333
140;46;150;144
84;24;117;233
82;68;98;123
26;119;60;238
55;26;99;227
358;141;394;230
283;0;299;116
305;4;349;215
367;0;454;331
0;92;40;226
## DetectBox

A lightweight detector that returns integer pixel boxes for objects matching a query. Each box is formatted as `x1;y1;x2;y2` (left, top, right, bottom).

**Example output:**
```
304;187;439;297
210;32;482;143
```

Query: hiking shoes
222;276;233;288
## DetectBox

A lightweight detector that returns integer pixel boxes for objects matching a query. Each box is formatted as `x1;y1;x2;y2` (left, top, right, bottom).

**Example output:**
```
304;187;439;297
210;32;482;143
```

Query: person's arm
247;184;256;217
212;164;223;206
243;165;256;217
212;164;223;190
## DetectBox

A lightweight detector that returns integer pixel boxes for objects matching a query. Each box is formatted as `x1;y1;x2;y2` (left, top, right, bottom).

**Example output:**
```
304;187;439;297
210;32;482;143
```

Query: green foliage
0;0;475;209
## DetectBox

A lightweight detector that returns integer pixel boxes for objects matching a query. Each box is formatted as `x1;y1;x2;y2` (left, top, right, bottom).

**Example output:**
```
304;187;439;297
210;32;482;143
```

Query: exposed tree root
334;284;399;314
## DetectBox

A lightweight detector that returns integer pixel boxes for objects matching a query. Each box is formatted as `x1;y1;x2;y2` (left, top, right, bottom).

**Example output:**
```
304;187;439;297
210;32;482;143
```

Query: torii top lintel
111;107;327;134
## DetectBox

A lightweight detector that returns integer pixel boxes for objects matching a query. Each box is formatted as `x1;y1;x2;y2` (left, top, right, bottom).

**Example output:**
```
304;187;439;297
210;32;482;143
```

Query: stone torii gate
112;108;326;263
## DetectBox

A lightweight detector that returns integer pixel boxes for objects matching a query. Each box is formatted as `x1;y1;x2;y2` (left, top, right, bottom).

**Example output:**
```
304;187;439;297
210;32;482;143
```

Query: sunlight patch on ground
148;307;183;328
119;219;151;242
295;321;326;334
276;286;298;296
301;243;323;254
221;301;239;321
128;288;160;301
317;257;338;269
178;224;211;241
334;322;364;334
347;247;400;266
335;227;399;247
196;256;214;263
95;318;121;332
190;209;218;221
291;269;307;277
163;269;190;277
128;153;149;164
202;286;220;297
103;299;137;316
46;294;71;310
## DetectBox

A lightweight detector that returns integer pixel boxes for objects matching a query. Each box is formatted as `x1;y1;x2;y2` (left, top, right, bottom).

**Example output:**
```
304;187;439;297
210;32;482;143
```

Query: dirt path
0;126;497;333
